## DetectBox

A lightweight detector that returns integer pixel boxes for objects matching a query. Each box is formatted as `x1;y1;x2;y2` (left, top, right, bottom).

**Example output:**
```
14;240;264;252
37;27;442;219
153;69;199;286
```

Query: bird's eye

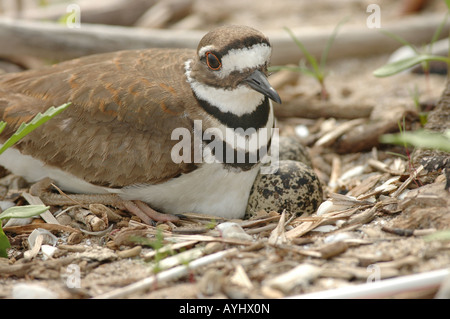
206;52;222;70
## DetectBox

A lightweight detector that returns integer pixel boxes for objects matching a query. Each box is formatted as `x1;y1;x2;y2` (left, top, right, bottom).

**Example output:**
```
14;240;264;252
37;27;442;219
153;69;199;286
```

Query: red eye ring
206;52;222;70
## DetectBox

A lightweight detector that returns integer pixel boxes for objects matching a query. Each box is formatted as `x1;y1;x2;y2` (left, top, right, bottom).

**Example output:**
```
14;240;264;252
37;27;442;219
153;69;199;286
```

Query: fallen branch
0;17;201;61
273;100;373;119
332;119;405;154
17;0;156;26
0;13;448;64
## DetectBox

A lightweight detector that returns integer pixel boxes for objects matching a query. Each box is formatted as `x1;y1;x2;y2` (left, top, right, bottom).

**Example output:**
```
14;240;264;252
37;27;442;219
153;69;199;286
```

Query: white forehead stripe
198;43;272;77
198;45;215;57
221;43;271;74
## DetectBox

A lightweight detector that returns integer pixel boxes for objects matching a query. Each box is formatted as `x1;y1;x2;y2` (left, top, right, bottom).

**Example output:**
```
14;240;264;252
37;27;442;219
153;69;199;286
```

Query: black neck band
196;95;270;131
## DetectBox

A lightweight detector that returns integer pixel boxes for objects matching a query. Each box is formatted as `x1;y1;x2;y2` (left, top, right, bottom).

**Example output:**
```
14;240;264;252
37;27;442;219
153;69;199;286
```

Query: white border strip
288;268;450;299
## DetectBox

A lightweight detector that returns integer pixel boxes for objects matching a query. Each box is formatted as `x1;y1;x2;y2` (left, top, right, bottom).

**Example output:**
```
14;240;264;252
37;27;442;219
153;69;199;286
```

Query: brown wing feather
0;49;198;187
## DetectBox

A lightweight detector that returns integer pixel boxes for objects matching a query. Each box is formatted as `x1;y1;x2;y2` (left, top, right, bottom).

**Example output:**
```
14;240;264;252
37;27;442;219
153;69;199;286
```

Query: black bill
245;69;282;104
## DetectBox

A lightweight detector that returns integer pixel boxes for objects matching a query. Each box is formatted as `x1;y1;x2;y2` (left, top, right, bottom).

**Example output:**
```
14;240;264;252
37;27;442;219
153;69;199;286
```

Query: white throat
184;60;264;116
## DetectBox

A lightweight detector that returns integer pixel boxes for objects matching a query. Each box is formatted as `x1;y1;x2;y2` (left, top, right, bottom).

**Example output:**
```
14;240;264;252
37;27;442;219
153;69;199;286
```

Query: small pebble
67;232;84;245
294;125;310;139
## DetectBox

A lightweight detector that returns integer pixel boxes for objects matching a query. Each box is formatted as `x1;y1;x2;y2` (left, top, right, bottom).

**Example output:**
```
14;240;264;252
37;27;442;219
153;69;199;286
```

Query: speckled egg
275;135;313;166
246;160;323;218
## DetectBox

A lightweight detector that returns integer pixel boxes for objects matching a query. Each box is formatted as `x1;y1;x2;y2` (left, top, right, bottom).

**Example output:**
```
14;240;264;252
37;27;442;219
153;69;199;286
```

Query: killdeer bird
0;25;281;223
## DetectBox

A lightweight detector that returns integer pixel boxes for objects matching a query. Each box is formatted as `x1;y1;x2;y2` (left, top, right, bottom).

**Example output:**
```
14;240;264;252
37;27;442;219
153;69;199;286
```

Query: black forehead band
215;37;270;58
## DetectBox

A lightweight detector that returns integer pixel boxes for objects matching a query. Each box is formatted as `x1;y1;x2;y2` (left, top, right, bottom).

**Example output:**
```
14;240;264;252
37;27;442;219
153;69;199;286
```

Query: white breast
120;163;260;218
0;147;259;219
0;147;109;194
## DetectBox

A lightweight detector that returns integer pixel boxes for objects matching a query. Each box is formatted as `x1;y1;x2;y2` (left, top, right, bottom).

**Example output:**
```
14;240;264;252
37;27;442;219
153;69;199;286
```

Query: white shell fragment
374;176;400;194
28;228;58;247
264;264;321;294
324;232;356;243
316;200;334;216
317;193;372;216
339;165;366;181
24;228;58;260
313;225;338;233
216;222;253;241
41;244;59;260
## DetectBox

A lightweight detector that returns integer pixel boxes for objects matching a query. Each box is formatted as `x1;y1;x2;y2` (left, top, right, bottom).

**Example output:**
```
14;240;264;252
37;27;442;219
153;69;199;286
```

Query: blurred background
0;0;448;69
0;0;446;30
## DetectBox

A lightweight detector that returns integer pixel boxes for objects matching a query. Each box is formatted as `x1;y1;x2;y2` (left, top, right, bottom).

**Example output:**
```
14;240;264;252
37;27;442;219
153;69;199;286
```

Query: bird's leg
121;200;179;223
29;178;179;224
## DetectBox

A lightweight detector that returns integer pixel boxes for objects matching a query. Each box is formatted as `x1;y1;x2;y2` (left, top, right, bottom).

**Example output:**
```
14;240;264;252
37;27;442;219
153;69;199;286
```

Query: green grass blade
373;54;450;77
284;27;320;75
380;129;450;152
379;29;419;55
295;68;318;78
0;122;6;135
320;17;348;71
423;229;450;242
430;13;448;51
0;226;11;258
0;102;71;155
0;205;49;220
0;205;49;258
